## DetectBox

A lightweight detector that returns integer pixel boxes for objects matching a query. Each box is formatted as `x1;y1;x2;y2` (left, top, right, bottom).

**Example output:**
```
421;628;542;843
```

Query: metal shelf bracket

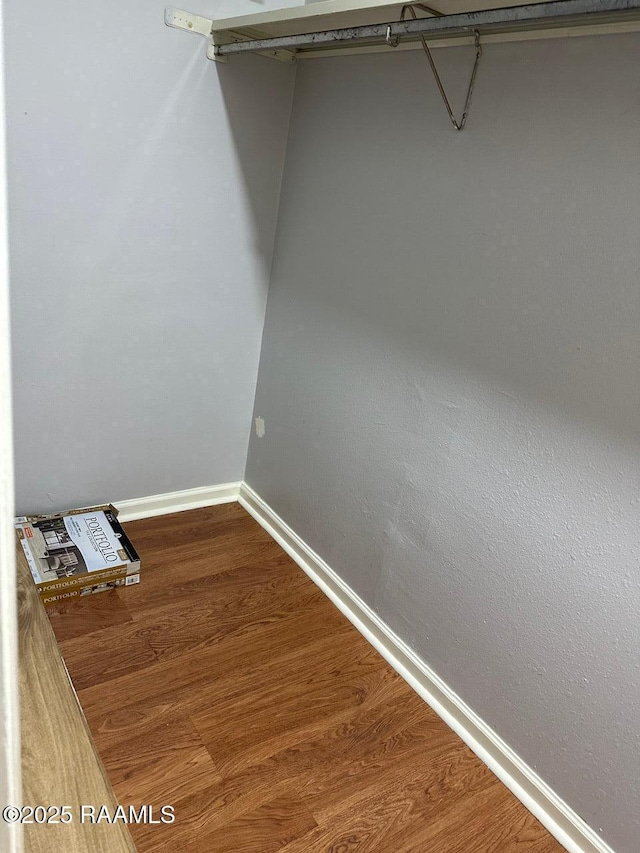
164;7;226;61
164;7;212;38
164;7;296;63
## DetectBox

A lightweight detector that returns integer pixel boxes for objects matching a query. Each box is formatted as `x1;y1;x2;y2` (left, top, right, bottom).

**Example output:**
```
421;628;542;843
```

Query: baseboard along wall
115;481;616;853
115;482;241;523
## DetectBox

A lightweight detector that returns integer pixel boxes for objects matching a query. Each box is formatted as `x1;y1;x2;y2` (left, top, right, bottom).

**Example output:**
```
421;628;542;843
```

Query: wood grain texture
16;541;136;853
46;591;134;643
47;503;566;853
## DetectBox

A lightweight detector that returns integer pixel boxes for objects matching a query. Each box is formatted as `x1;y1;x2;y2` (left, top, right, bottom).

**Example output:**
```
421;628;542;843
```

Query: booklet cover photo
15;505;141;605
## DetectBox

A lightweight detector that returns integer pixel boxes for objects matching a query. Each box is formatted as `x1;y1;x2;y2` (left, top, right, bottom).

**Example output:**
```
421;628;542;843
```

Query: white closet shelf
165;0;640;61
165;1;640;129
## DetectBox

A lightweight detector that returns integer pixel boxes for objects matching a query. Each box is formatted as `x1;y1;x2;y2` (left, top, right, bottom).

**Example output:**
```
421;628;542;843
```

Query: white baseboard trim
238;481;615;853
115;481;241;523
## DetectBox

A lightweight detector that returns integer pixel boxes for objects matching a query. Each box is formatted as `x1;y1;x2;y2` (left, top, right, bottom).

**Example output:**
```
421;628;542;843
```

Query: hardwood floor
47;503;565;853
17;543;135;853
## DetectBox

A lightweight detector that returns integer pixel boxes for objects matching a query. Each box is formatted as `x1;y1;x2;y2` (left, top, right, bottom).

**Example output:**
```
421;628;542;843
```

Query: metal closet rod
214;0;640;56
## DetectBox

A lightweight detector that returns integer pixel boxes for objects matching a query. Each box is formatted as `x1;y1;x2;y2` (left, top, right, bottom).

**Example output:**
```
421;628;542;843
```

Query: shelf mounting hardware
164;7;213;38
385;25;400;47
164;7;296;62
164;8;223;61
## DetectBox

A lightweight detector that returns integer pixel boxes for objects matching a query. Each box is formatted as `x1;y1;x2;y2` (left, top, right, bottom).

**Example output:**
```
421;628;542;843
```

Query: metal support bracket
164;7;213;38
165;7;296;62
164;7;226;61
400;5;482;131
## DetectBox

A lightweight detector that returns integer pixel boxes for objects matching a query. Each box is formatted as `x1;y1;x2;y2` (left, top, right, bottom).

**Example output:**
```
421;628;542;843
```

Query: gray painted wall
0;3;20;848
246;35;640;853
5;0;295;514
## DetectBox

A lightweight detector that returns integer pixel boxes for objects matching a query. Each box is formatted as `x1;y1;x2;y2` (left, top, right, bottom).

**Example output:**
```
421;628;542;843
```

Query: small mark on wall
255;416;265;438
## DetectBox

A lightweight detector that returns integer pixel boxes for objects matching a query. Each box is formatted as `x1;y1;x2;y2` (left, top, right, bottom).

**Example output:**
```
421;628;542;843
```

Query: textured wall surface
5;0;295;514
0;3;20;848
246;35;640;853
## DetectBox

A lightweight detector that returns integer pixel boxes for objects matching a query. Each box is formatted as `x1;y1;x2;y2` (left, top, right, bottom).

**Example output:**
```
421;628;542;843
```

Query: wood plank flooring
17;542;136;853
47;503;565;853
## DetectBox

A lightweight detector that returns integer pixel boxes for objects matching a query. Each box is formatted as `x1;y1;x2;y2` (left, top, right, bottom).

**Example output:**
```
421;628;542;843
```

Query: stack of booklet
15;505;141;606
